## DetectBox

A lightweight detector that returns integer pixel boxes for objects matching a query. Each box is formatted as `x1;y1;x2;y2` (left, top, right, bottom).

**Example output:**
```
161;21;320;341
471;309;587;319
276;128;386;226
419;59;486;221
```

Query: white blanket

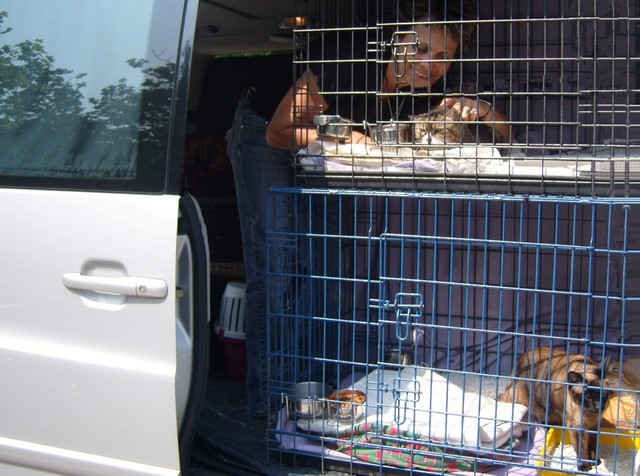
297;367;528;451
298;141;509;176
297;141;640;180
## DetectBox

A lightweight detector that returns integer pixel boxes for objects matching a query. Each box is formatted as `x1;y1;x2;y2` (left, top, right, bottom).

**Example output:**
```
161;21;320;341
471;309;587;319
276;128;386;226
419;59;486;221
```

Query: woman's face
392;24;459;90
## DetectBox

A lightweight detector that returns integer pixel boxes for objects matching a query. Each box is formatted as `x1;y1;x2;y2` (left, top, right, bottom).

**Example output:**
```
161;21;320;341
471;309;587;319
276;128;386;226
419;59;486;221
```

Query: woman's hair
398;0;477;52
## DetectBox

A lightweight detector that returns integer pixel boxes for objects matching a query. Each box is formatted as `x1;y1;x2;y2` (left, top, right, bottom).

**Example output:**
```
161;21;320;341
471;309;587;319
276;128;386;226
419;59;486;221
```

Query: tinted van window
0;0;185;192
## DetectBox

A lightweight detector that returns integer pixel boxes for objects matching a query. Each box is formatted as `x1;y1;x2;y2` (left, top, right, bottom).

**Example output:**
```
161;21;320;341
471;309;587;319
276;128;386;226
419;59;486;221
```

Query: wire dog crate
262;1;640;474
266;188;640;475
289;0;640;195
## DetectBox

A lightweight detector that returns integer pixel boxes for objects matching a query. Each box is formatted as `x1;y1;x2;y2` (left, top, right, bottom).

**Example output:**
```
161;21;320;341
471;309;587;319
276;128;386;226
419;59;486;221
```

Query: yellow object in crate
602;392;640;429
536;427;640;475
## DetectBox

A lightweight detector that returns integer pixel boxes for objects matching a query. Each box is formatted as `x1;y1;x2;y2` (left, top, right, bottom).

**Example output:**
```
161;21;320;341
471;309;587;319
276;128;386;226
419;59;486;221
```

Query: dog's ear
567;371;583;384
602;355;615;374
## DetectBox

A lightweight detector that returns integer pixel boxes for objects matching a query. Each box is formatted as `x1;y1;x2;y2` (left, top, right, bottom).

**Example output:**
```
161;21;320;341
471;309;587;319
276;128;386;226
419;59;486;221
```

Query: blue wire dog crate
266;188;640;475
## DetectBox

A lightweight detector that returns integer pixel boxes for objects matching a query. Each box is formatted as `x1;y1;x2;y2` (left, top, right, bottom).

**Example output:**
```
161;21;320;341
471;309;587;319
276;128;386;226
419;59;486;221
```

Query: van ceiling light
280;16;308;29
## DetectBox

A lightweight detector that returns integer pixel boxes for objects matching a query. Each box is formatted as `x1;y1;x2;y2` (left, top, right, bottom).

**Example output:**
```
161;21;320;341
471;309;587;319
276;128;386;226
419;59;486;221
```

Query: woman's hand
350;130;374;145
439;96;491;121
439;96;512;141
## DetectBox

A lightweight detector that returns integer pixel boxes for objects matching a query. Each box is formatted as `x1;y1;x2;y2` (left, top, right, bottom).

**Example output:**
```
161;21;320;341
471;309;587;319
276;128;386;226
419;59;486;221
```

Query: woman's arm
266;70;373;150
440;96;512;142
266;70;329;150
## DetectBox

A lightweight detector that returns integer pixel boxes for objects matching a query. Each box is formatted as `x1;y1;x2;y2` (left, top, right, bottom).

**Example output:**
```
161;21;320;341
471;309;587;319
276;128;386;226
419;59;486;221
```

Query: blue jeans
227;91;293;416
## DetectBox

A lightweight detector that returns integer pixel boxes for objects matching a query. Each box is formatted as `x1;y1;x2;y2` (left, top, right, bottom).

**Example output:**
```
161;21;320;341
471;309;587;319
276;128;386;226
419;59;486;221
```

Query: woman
229;0;509;418
266;0;511;149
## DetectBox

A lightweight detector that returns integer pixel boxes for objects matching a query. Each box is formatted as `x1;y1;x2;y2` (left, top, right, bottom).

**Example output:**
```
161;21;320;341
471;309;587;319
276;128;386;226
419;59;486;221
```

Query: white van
3;1;639;476
0;0;303;474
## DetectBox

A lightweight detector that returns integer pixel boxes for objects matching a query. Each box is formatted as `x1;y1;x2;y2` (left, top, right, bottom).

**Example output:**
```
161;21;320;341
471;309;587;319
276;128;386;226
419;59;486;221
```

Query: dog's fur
499;347;615;471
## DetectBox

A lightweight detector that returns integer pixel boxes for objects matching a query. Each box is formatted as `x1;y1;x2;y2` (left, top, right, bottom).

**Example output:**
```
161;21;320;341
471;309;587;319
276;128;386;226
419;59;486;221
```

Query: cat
410;107;496;148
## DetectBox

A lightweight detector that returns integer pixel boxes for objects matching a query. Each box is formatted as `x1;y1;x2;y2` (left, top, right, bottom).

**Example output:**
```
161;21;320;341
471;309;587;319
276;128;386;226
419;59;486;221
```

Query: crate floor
196;377;353;476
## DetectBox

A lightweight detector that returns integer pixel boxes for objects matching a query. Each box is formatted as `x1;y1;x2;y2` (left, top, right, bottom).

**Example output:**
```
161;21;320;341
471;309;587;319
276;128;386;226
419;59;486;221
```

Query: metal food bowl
327;389;367;422
314;115;351;141
368;122;411;145
288;381;330;420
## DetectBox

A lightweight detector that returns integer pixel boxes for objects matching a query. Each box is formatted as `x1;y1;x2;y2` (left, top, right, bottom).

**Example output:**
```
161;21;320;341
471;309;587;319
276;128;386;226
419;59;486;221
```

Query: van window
0;0;185;192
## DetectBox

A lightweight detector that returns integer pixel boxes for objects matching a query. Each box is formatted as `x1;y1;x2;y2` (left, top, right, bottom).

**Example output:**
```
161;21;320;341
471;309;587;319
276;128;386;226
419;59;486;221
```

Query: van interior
183;1;639;475
185;2;394;474
185;2;305;474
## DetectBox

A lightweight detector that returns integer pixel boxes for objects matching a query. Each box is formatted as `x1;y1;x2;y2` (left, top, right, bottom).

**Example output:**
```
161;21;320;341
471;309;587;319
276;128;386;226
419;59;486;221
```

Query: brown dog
499;347;613;471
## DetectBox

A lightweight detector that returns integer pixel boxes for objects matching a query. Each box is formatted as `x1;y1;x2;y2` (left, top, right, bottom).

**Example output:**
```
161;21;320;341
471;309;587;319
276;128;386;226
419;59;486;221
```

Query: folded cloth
297;367;528;451
276;407;543;475
336;423;521;473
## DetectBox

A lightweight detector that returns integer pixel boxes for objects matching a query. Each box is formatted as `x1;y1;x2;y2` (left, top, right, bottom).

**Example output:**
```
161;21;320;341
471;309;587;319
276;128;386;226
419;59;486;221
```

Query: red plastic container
217;329;246;380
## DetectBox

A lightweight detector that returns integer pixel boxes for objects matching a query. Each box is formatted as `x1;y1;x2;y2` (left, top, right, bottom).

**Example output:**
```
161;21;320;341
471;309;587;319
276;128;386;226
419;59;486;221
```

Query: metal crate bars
266;188;640;475
291;0;640;195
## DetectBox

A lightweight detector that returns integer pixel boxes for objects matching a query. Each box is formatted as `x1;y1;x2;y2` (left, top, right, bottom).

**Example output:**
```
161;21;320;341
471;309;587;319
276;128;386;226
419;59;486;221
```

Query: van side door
0;1;197;474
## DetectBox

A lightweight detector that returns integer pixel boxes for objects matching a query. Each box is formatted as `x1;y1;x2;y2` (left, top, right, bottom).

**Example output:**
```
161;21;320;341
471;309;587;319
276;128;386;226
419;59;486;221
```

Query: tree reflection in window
0;10;176;181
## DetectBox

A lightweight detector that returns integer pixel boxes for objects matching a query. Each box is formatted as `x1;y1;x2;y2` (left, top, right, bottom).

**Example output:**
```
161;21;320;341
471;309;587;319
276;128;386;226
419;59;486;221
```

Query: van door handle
62;273;168;299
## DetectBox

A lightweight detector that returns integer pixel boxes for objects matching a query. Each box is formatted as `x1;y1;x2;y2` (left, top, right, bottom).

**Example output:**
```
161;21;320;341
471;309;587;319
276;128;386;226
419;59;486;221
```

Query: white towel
298;141;508;176
297;141;640;179
298;367;528;451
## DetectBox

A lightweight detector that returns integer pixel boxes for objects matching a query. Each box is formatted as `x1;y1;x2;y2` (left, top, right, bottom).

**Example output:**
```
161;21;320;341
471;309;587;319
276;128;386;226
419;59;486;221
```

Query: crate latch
382;292;424;341
389;31;418;79
392;376;421;425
